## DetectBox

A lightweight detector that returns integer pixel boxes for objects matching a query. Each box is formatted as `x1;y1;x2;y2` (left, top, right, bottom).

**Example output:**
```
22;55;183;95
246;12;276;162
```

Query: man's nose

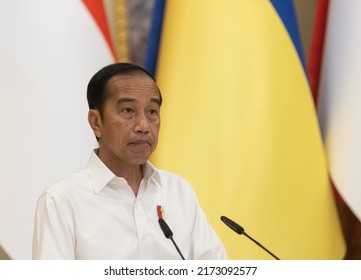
134;113;150;133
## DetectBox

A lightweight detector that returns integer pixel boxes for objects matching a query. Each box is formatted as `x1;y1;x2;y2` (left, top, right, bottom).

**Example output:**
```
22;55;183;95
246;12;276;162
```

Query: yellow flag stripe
153;0;345;259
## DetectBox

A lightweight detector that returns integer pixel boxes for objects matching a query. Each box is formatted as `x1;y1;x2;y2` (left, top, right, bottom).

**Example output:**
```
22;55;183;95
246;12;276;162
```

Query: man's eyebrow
151;97;161;106
117;98;136;105
116;97;161;106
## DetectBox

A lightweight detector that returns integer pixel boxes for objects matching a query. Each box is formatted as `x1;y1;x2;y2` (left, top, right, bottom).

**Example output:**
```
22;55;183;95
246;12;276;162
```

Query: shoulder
154;167;199;200
156;168;192;188
41;167;91;200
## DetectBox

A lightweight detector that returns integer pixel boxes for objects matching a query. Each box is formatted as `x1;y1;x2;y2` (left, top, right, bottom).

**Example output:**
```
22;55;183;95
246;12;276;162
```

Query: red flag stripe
82;0;117;61
308;0;343;202
307;0;329;104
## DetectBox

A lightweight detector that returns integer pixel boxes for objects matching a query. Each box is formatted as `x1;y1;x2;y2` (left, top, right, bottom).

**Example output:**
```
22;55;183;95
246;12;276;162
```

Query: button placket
133;199;153;259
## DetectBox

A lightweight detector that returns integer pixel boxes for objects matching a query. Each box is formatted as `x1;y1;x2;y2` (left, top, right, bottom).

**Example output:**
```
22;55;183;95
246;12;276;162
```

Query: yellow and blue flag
146;0;345;259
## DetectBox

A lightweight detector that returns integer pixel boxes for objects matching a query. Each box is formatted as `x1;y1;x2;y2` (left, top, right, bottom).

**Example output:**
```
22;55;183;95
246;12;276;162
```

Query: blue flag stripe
270;0;306;69
145;0;166;76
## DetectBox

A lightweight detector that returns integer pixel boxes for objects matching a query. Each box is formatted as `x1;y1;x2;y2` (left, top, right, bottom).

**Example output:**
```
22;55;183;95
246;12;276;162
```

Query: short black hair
87;63;162;115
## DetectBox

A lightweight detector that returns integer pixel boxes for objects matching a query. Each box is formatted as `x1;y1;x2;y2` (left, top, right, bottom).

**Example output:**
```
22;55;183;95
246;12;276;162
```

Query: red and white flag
0;0;114;259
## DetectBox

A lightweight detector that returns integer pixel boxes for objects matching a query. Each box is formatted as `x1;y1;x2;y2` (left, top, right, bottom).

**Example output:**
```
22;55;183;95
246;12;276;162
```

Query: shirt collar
86;149;162;194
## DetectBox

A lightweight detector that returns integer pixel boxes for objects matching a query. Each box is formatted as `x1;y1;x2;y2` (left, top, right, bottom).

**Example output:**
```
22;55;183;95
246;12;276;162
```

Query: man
32;63;227;259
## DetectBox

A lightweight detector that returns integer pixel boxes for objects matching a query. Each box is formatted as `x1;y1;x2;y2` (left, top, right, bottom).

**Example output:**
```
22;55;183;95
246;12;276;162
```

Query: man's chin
129;155;151;165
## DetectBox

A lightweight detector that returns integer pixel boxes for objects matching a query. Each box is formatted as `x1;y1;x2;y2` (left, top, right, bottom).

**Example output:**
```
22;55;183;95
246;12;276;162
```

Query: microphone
220;215;280;260
158;218;185;260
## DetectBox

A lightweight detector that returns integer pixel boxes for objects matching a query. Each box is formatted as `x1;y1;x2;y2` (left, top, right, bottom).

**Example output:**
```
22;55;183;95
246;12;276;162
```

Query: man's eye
122;107;133;113
148;109;158;115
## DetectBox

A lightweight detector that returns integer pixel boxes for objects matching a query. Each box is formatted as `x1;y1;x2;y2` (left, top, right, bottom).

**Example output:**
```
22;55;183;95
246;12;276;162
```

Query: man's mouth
129;140;151;146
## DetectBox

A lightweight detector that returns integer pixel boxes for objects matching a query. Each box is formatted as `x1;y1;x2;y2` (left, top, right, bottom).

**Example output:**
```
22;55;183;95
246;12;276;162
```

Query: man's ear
88;109;102;139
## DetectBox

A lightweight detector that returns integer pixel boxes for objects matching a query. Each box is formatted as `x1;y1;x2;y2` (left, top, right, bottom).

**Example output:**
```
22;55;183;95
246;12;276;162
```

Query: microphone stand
242;231;280;260
158;218;185;260
169;236;185;260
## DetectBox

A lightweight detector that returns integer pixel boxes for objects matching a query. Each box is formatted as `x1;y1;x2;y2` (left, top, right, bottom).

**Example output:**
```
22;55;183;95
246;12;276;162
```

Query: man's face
91;73;161;166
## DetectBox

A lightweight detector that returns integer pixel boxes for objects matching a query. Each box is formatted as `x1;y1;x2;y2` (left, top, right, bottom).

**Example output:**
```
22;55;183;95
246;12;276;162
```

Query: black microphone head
221;216;245;235
158;218;173;239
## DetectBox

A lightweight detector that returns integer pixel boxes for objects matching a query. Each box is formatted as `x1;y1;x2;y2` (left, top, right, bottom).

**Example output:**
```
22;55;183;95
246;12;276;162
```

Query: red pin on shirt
157;205;163;219
156;205;185;260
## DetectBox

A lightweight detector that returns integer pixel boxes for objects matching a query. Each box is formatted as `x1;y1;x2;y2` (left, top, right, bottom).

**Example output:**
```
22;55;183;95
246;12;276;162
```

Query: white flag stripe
318;0;361;221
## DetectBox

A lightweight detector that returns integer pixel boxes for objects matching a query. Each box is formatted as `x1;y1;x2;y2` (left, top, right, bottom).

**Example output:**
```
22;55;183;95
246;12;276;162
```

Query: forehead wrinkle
107;74;158;92
104;74;161;107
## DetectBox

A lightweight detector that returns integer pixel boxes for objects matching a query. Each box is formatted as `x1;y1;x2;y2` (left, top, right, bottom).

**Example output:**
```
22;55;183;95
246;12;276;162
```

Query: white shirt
32;151;227;260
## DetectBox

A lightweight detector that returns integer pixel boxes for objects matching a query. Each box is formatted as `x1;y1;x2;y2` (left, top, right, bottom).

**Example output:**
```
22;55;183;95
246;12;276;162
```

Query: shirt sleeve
32;192;76;259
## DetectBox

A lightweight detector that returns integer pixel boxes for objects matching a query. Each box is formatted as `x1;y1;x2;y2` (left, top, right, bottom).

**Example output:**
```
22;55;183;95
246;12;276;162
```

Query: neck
96;150;144;196
119;165;143;196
